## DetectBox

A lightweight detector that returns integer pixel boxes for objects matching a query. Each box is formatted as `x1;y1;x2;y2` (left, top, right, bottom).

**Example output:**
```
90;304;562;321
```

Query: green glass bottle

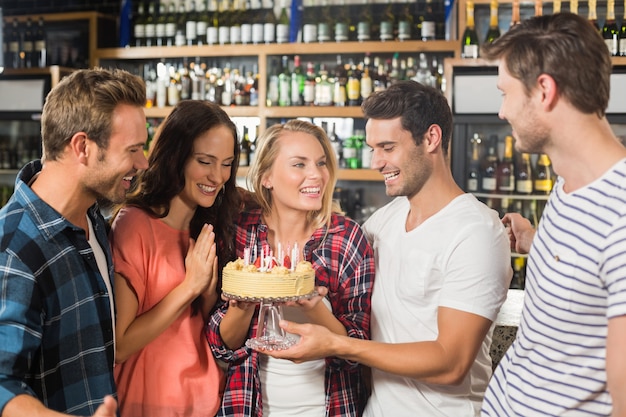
461;0;479;58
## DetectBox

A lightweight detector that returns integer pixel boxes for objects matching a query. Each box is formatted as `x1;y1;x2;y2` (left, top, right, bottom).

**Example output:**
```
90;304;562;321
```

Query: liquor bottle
230;0;243;45
534;153;554;194
510;257;526;289
164;3;177;46
397;0;414;41
515;152;533;194
342;135;360;169
333;55;347;107
7;19;20;69
317;0;333;43
534;0;542;16
314;64;333;106
360;53;373;102
241;0;253;44
278;56;292;106
207;0;220;45
262;0;277;44
603;0;619;56
484;0;501;45
34;17;46;68
218;0;232;45
196;1;209;46
421;0;437;41
481;135;499;194
510;0;520;27
379;0;396;41
334;0;351;42
22;18;34;68
302;0;318;43
496;135;515;194
175;3;187;46
276;0;290;43
291;55;305;106
587;0;599;31
240;126;251;167
621;0;626;56
133;2;146;47
356;0;373;42
267;59;280;106
346;60;361;106
467;133;482;193
155;2;167;47
461;0;479;59
144;1;157;47
303;61;316;106
250;0;264;44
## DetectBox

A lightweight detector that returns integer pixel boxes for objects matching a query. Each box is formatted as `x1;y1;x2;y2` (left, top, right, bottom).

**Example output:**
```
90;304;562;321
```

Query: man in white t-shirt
255;80;512;416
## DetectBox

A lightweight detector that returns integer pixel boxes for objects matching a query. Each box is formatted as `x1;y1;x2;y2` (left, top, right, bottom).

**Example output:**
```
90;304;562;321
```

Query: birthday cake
222;258;315;299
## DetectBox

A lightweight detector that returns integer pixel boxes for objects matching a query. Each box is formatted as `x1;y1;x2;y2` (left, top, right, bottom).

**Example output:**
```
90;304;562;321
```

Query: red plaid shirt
207;209;374;417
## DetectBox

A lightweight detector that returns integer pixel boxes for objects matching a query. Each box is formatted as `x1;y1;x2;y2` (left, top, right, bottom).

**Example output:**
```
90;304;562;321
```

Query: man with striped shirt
481;13;626;416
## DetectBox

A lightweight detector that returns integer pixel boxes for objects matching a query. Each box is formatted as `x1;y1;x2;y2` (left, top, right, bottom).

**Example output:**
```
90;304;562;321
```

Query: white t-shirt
362;194;511;417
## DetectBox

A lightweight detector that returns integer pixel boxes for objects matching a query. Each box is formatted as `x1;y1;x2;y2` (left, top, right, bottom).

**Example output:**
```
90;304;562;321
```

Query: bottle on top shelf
510;0;521;28
34;16;47;68
356;0;373;42
276;0;290;44
21;18;34;68
334;0;351;42
620;0;626;55
397;0;414;41
316;0;333;43
461;0;479;59
484;0;501;45
603;0;619;56
420;0;438;41
379;0;396;42
587;0;599;31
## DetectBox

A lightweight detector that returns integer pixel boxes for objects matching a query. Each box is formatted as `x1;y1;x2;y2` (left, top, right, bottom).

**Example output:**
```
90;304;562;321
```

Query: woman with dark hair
109;100;241;416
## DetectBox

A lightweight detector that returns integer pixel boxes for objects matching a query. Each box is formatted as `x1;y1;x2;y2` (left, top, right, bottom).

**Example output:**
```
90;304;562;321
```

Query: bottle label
304;83;315;104
463;44;479;59
467;178;478;192
303;24;317;43
196;22;208;38
347;79;360;101
534;179;552;193
317;23;331;42
35;40;46;52
219;26;230;44
22;41;33;53
134;24;146;39
252;23;265;43
276;24;289;43
421;21;436;40
207;27;219;45
335;23;349;42
343;147;357;159
605;38;618;55
398;20;412;41
241;24;252;44
357;22;370;41
156;23;166;39
482;177;497;191
380;21;394;41
360;77;372;99
166;23;177;37
516;179;533;194
185;22;196;41
361;147;372;168
230;26;242;44
620;38;626;56
264;23;276;43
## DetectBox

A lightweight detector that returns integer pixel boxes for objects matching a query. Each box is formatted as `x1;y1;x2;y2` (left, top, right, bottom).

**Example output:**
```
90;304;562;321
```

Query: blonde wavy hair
247;119;340;230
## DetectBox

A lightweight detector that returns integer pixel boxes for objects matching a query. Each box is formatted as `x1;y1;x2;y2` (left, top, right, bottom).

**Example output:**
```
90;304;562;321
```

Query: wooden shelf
237;166;383;182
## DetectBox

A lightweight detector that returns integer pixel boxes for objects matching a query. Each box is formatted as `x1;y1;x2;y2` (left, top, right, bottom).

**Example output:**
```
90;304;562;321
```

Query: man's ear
69;132;90;164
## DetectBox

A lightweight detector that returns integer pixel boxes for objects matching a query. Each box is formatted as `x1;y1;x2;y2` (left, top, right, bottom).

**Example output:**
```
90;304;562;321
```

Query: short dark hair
361;80;453;153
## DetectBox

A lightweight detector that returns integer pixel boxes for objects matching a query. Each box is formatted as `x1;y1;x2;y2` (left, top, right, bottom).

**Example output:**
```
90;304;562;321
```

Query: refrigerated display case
444;57;626;288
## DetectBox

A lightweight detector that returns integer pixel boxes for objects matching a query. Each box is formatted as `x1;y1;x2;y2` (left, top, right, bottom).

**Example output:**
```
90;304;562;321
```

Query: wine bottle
481;135;499;194
467;133;482;193
218;0;232;45
346;60;361;106
196;1;209;46
267;59;280;106
534;153;554;194
291;55;305;106
184;1;197;46
230;0;243;45
240;126;251;167
250;0;264;44
262;0;277;44
510;257;526;289
334;0;351;42
241;0;253;44
484;0;501;45
278;55;292;106
133;2;146;47
303;61;316;106
314;64;333;106
510;0;520;27
496;135;515;194
360;53;373;102
155;2;167;47
165;3;177;46
333;55;347;107
356;0;373;42
144;1;157;47
421;0;437;41
397;0;414;41
515;152;533;194
317;0;333;43
34;17;46;68
603;0;619;56
276;0;290;44
587;0;599;31
302;0;318;43
379;0;395;41
461;0;479;59
620;0;626;56
22;18;34;68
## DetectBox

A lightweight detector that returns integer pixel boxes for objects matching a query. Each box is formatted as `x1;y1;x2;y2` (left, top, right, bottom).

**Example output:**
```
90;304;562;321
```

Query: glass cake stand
222;290;318;351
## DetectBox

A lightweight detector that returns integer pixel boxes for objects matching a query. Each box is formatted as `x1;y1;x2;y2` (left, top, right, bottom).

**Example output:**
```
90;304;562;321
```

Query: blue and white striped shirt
0;161;116;414
483;159;626;416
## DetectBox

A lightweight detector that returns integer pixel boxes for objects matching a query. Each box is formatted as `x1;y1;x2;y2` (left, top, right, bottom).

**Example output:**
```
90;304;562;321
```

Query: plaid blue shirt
0;161;116;415
207;209;374;417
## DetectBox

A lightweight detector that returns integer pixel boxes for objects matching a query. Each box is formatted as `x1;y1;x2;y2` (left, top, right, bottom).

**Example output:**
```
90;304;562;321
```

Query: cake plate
222;290;318;351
